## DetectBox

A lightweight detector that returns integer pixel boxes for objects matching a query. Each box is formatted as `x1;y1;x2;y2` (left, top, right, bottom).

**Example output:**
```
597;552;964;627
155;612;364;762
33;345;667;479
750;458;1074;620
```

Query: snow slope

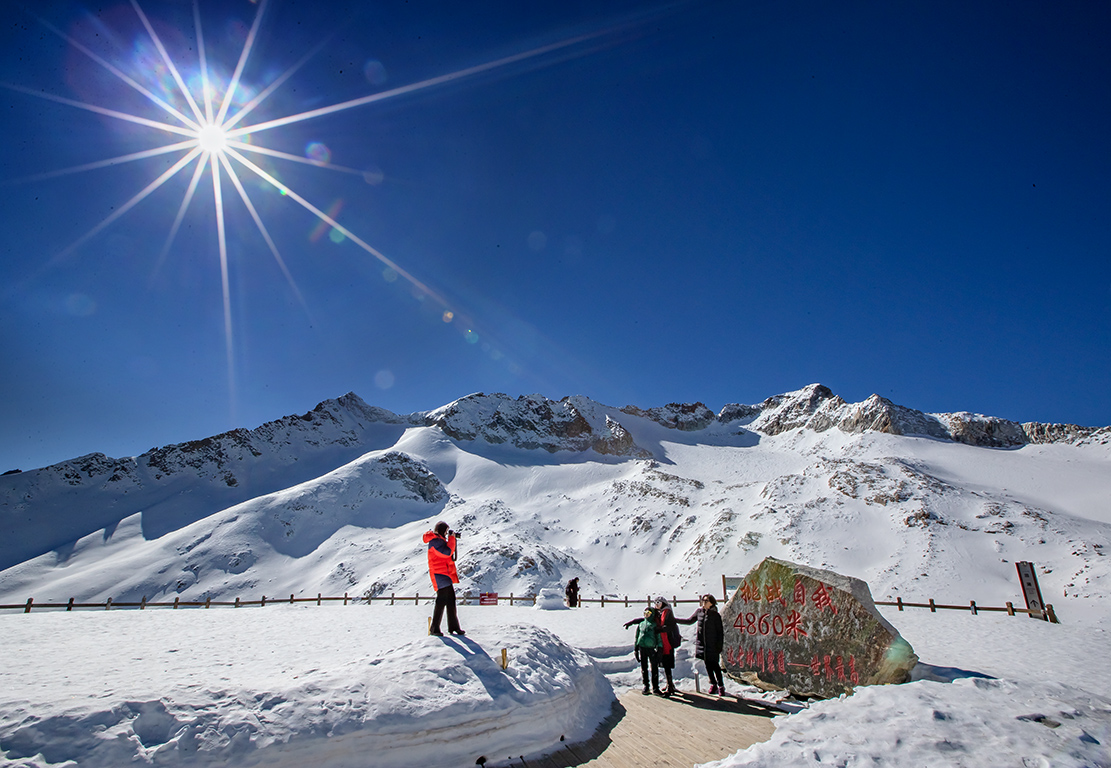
2;385;1110;766
2;388;1108;625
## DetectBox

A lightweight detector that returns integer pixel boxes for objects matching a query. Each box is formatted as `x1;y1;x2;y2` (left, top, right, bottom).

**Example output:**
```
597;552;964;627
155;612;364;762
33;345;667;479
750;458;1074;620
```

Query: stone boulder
720;557;917;698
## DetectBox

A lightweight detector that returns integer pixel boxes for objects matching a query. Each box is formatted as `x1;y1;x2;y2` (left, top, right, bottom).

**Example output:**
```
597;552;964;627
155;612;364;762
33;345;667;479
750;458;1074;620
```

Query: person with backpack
676;594;725;695
624;606;663;695
653;597;682;697
422;522;464;637
565;577;580;608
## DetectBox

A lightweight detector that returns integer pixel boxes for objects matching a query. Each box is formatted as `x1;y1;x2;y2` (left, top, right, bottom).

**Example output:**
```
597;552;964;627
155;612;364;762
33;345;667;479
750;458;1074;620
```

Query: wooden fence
0;592;704;614
874;596;1059;623
0;592;1057;622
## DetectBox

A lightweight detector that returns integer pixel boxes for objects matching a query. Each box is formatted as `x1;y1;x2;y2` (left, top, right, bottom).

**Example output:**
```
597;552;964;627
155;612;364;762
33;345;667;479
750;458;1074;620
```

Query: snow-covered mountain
2;384;1109;624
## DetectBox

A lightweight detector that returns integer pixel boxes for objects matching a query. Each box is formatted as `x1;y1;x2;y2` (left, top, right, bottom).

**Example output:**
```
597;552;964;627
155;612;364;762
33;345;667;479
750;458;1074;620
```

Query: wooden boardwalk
489;689;780;768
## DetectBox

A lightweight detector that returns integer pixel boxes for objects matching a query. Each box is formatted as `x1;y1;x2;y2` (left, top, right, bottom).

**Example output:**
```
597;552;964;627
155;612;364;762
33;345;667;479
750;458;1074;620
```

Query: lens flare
6;0;639;415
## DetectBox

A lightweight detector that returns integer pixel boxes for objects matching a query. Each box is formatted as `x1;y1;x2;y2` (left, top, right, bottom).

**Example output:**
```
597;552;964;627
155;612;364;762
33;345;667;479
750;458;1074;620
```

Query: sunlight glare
197;122;229;154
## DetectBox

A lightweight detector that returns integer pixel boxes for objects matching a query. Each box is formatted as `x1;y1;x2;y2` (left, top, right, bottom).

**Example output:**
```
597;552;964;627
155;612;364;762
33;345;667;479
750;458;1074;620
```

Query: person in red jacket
423;521;464;636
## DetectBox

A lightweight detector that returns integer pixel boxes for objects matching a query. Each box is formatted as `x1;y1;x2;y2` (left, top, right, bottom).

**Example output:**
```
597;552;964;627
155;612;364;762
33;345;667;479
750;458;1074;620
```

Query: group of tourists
423;521;726;698
625;594;725;697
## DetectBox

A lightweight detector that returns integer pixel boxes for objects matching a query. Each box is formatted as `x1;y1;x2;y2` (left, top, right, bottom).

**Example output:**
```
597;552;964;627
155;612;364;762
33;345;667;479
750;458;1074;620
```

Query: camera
451;531;462;539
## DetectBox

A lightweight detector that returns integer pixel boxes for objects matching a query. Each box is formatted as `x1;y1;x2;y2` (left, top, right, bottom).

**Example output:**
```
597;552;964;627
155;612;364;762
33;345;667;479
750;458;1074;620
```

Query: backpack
663;609;682;648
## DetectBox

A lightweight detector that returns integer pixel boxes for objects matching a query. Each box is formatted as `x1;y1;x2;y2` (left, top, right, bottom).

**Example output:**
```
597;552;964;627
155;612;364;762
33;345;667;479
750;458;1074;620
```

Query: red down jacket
423;530;458;590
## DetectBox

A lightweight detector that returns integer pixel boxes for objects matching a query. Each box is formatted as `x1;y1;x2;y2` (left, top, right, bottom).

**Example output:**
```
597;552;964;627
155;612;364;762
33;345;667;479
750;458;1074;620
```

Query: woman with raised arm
676;594;725;695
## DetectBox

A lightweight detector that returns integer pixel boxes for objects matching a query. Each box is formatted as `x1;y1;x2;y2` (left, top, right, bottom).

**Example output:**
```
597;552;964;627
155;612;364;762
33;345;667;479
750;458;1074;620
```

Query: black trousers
432;585;462;633
639;650;660;691
704;653;724;688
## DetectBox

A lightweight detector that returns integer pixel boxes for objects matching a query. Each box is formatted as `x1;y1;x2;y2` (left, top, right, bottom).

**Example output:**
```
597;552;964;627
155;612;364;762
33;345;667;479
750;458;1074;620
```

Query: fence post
415;593;419;605
235;597;241;608
510;593;514;606
970;600;977;615
391;593;395;606
140;596;147;610
601;594;605;607
106;598;112;611
344;593;349;606
205;597;211;609
625;595;629;608
24;598;32;614
928;598;936;613
1006;601;1015;616
317;593;322;606
896;597;903;611
290;594;294;604
1046;604;1059;624
261;595;266;607
174;597;180;609
67;598;74;612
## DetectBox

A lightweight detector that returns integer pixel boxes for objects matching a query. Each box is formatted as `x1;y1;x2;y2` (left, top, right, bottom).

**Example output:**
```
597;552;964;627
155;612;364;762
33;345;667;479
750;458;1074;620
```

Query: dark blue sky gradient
1;0;1108;471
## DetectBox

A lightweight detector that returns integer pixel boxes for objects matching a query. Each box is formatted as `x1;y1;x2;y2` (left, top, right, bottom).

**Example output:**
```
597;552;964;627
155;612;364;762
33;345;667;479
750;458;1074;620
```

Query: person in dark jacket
676;594;725;695
565;577;580;608
653;597;682;697
624;607;663;695
422;521;464;636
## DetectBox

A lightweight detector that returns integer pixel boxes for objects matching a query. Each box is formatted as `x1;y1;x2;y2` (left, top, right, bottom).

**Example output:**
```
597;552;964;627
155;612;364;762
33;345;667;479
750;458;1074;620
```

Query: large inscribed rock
721;557;917;698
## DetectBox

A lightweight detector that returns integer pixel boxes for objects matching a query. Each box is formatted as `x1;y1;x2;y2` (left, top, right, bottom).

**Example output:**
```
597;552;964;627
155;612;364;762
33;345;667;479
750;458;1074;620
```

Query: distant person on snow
653;597;682;697
676;594;725;695
423;522;464;637
624;606;663;695
565;577;580;608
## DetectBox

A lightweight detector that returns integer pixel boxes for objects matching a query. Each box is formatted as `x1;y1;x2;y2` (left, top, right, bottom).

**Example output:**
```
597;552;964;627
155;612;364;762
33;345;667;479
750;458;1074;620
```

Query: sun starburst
4;0;623;413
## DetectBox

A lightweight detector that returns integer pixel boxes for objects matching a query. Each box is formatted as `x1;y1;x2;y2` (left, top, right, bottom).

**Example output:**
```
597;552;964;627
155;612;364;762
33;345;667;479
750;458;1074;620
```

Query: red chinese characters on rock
732;647;858;684
811;581;839;614
734;609;809;640
736;577;838;614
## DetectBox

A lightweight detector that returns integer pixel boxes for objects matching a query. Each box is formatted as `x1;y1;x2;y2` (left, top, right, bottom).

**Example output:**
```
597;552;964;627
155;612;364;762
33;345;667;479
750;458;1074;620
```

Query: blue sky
1;0;1108;472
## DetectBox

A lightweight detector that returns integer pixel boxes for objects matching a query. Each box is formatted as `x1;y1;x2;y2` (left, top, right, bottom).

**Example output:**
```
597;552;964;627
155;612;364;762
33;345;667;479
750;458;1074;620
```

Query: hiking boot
642;687;651;696
449;629;466;636
653;688;664;696
708;685;719;695
429;629;444;636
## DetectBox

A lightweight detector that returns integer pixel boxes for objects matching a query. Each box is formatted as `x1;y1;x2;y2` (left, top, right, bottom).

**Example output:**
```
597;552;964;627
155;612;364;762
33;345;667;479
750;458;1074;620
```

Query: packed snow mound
0;609;614;768
705;677;1111;768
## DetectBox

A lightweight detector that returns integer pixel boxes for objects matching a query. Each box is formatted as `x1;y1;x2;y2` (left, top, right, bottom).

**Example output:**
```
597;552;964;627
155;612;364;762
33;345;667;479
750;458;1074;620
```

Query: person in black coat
676;593;725;695
565;577;580;608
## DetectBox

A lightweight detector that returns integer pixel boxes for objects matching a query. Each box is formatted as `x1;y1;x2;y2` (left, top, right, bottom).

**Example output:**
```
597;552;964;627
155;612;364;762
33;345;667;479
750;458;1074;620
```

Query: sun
5;0;620;411
196;122;229;155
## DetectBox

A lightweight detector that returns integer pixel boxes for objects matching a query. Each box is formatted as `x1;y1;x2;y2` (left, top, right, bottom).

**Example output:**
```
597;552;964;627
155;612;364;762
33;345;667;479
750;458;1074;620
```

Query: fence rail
1;593;1058;623
875;596;1059;623
0;592;705;614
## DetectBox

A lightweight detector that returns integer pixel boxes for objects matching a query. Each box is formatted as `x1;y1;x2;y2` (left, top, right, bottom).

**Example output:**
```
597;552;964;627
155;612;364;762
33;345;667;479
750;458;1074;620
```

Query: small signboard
1015;561;1046;620
479;592;499;606
722;575;745;601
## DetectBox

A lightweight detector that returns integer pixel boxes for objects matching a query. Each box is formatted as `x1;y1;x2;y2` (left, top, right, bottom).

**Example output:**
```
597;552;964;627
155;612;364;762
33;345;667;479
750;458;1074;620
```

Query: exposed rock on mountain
620;402;716;432
723;383;1103;448
423;393;646;456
